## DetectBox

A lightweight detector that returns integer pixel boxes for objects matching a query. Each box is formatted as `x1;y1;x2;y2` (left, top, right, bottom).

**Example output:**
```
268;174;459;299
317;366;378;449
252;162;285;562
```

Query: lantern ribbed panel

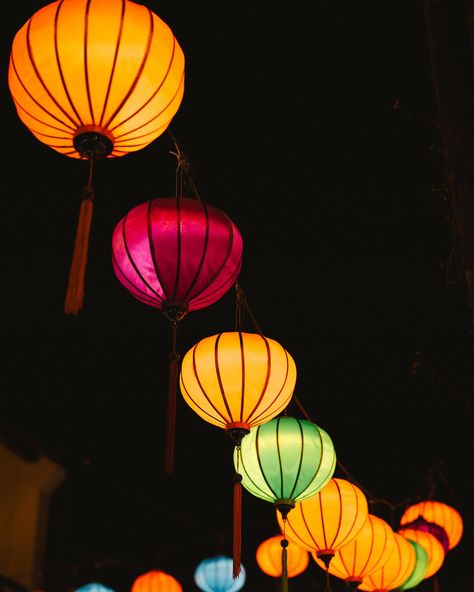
256;535;309;578
398;540;429;590
311;514;395;582
358;532;416;592
235;417;336;504
194;556;246;592
276;478;369;556
131;570;183;592
399;500;463;550
398;528;445;579
8;0;185;158
112;198;243;312
179;332;296;429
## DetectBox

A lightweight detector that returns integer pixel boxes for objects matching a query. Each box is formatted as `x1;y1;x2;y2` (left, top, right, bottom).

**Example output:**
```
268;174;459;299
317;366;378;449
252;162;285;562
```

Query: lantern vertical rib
244;334;272;425
180;201;211;304
214;333;239;424
237;435;274;499
285;417;305;502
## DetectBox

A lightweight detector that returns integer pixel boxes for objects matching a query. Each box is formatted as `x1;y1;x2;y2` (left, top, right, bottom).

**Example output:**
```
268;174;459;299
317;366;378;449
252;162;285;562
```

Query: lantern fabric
194;556;246;592
398;528;445;579
311;513;395;584
8;0;185;159
398;539;429;590
399;499;463;551
131;570;182;592
75;584;115;592
256;534;309;578
179;331;297;441
112;197;243;318
235;416;337;514
358;532;416;591
276;477;369;566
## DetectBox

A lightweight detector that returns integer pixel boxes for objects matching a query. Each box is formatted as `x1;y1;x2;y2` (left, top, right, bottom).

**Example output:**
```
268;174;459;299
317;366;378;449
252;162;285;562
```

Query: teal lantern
194;555;246;592
398;540;429;590
75;584;115;592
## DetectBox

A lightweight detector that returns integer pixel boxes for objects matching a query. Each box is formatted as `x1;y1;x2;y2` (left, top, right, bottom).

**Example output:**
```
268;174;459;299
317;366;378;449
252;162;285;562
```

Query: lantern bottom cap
73;129;114;159
274;499;295;520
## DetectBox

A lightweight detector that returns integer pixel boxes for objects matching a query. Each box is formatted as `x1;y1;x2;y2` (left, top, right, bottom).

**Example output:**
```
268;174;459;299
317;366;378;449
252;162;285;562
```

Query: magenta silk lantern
112;196;243;473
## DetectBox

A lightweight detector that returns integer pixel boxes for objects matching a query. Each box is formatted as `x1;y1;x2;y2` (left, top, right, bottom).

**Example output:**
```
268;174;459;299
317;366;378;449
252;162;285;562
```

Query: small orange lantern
358;532;416;591
131;570;183;592
311;513;395;585
256;534;309;578
398;528;445;579
399;499;463;551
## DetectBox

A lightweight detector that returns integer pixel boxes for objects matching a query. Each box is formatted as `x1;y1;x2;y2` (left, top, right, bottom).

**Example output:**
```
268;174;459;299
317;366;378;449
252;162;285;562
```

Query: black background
1;2;473;592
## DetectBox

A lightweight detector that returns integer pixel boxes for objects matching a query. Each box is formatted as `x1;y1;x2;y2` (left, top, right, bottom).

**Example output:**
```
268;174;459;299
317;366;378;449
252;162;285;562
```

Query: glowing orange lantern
256;534;309;578
8;0;185;314
131;570;183;592
276;477;369;569
311;513;395;586
358;532;416;592
398;528;445;579
399;499;463;551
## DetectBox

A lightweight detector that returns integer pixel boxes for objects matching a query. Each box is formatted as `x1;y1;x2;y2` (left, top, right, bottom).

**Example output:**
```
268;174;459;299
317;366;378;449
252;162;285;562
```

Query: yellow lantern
8;0;185;160
398;528;445;579
311;513;395;585
358;532;416;591
256;534;309;578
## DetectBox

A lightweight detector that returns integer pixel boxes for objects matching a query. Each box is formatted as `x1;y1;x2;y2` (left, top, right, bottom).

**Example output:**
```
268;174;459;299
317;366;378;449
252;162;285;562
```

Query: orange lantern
399;499;463;551
256;534;309;578
398;528;445;579
276;477;369;569
358;532;416;592
8;0;185;314
131;570;183;592
311;513;395;586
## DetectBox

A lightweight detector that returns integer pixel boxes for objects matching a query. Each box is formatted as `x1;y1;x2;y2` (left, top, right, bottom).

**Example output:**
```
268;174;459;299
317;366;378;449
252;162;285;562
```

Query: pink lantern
112;196;243;473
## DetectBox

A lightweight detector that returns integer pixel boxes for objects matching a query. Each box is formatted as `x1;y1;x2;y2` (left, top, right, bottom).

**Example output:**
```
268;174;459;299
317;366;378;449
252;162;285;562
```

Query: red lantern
112;195;243;473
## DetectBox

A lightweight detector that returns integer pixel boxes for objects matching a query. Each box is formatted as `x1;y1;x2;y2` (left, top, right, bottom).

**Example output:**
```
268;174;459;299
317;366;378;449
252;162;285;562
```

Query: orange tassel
233;472;242;578
280;538;288;592
64;194;93;315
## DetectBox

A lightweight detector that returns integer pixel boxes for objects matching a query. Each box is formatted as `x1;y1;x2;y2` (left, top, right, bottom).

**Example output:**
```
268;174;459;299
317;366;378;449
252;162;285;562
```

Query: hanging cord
164;319;180;474
168;128;201;201
64;158;95;315
234;282;264;334
280;522;289;592
232;448;243;579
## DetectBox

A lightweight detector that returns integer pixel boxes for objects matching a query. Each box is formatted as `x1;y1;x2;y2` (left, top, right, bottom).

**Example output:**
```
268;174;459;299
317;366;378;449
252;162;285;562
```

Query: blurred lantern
179;304;296;578
398;528;445;579
75;584;115;592
358;532;416;592
131;570;183;592
398;539;429;590
277;477;369;570
194;555;246;592
311;513;395;587
112;195;243;474
9;0;185;315
235;416;336;590
256;534;309;578
399;499;463;551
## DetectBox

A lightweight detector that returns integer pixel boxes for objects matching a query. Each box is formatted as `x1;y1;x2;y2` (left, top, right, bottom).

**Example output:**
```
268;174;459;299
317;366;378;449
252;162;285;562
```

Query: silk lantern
398;528;445;579
358;532;416;592
194;556;246;592
277;477;369;569
75;584;115;592
256;535;309;578
398;540;429;590
131;570;183;592
112;196;243;474
180;330;296;577
236;416;336;590
311;513;395;586
8;0;185;314
399;499;463;551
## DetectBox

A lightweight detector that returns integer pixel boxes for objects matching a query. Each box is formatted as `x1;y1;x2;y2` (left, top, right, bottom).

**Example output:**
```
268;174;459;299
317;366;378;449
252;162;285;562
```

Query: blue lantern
194;555;246;592
75;584;115;592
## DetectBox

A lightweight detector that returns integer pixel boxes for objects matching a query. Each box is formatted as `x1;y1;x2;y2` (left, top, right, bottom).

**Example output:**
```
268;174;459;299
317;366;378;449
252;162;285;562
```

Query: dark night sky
1;2;473;592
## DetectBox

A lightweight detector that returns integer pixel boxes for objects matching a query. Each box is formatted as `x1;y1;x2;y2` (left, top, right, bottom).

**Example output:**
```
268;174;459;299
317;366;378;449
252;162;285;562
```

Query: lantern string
168;129;201;201
234;282;264;335
164;319;180;474
280;522;289;592
64;158;95;315
232;450;243;579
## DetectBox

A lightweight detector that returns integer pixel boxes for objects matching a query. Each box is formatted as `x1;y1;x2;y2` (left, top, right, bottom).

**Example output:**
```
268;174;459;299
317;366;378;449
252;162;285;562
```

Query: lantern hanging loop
168;129;201;201
234;282;264;335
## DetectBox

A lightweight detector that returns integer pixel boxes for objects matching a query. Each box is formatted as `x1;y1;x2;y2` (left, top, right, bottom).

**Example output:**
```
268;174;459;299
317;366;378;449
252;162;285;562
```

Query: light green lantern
233;416;336;519
397;539;429;590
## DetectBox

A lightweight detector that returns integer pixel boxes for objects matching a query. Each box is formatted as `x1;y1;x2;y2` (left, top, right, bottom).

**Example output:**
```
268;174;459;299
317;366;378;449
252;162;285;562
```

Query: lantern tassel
164;321;180;474
233;471;243;578
64;192;94;314
280;537;288;592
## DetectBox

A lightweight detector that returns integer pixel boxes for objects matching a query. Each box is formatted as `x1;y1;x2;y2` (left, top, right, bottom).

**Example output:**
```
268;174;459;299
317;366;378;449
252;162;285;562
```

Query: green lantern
233;416;336;519
398;540;429;590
